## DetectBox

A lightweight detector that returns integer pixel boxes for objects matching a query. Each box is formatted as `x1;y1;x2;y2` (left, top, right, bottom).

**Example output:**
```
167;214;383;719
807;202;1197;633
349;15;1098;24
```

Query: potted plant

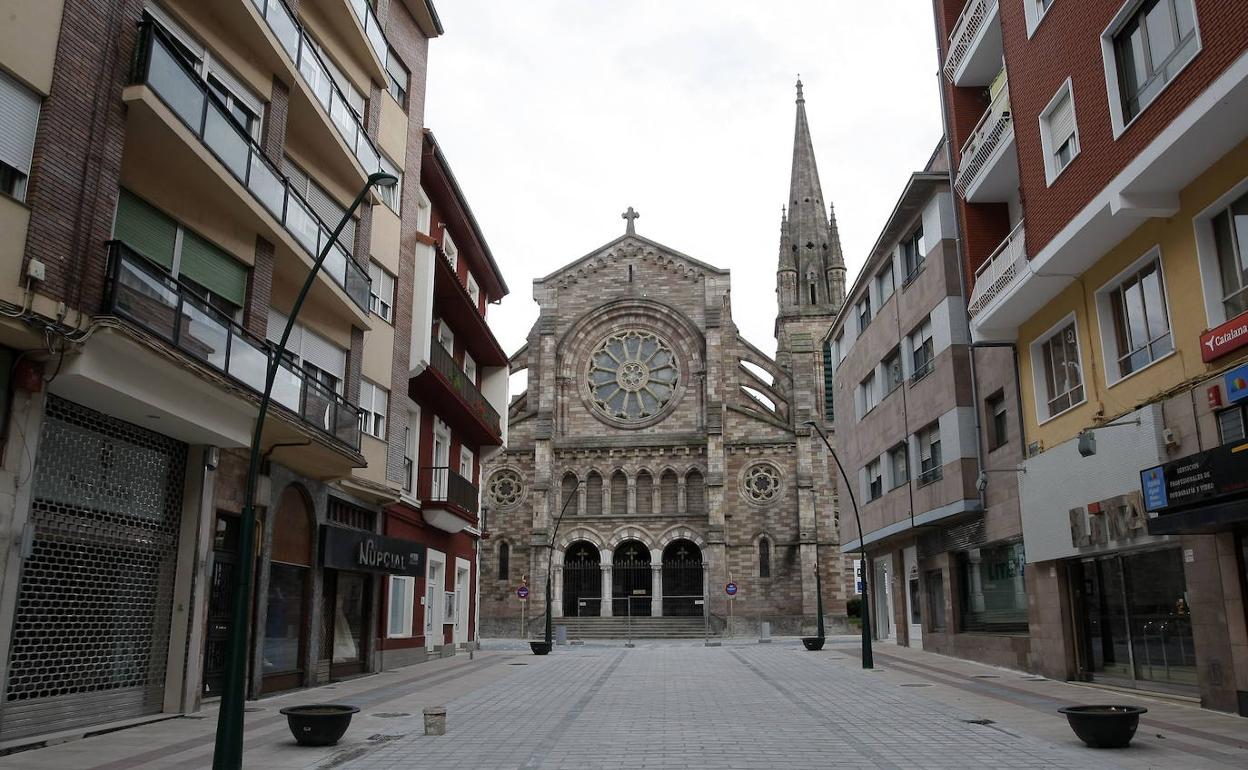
802;636;825;651
529;640;552;655
1058;705;1148;748
279;704;361;746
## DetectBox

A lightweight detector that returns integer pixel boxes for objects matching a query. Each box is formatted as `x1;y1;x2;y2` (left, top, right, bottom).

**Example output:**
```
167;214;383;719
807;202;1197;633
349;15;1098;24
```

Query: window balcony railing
418;466;479;516
133;21;371;312
428;342;502;436
910;357;935;385
105;241;363;450
348;0;389;65
968;223;1027;318
917;466;944;488
247;0;385;178
954;80;1012;199
943;0;997;82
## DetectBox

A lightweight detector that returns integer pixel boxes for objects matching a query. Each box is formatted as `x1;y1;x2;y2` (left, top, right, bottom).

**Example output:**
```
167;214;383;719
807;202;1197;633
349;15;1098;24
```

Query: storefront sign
1140;440;1248;513
1069;492;1148;547
1226;363;1248;403
320;525;425;576
1200;315;1248;362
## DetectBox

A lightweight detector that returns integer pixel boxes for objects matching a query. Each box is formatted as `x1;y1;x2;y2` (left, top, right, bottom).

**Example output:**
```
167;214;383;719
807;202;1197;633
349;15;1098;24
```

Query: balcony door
432;425;450;500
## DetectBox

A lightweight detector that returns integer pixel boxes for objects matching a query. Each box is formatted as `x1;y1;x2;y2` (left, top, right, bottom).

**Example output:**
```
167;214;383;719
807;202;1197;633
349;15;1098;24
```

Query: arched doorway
612;540;652;617
662;539;703;616
262;484;314;694
562;541;601;617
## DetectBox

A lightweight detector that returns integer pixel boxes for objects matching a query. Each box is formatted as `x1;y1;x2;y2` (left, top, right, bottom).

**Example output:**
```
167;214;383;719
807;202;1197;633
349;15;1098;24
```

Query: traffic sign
725;581;738;596
516;585;530;599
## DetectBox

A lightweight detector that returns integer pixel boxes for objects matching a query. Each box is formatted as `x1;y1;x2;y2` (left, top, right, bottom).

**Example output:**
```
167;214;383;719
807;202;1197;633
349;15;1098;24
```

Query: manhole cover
1020;677;1046;681
971;675;1000;679
508;662;529;666
899;683;932;687
244;707;264;713
367;734;405;743
372;713;410;719
181;715;207;720
963;719;995;725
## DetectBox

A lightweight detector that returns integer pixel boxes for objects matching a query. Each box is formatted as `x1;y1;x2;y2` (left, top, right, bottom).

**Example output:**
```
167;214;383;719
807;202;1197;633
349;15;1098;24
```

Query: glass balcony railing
247;0;384;177
105;240;364;451
429;342;502;437
133;21;371;312
348;0;389;65
418;466;480;516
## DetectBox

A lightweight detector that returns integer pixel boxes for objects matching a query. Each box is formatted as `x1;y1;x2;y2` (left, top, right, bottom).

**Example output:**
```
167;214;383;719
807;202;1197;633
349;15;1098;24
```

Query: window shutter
114;190;177;269
179;230;247;307
1048;90;1076;146
267;308;303;354
300;326;347;380
0;70;40;176
303;169;356;253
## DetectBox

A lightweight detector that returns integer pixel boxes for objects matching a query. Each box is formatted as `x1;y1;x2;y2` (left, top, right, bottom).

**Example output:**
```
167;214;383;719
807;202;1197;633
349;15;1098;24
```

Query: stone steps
552;617;711;639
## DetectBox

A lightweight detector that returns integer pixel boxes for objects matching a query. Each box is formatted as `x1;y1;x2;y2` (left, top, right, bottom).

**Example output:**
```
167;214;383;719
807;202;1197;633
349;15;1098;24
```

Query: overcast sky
424;0;944;361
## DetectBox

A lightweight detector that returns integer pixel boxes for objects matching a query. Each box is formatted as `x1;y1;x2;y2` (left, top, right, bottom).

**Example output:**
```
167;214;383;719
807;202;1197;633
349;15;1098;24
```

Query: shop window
387;575;415;638
925;570;946;631
957;542;1029;633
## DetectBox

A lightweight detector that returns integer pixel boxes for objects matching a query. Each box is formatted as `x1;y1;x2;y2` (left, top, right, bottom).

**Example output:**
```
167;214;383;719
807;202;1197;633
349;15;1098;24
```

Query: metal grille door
2;397;187;740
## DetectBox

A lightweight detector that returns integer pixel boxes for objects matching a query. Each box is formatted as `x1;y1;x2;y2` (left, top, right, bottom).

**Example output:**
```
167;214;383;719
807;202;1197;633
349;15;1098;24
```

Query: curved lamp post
212;172;398;769
533;481;580;654
805;420;873;669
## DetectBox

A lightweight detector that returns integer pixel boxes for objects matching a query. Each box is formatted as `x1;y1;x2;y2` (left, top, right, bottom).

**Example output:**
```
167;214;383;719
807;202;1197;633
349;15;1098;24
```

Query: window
759;537;771;578
385;47;409;106
1101;253;1172;379
910;317;935;382
987;391;1008;450
463;352;477;385
958;542;1028;633
436;318;454;353
1025;0;1057;36
835;331;847;364
403;407;419;493
0;70;40;201
925;570;946;631
888;443;909;489
882;348;903;395
635;470;654;514
497;542;510;581
466;273;481;309
857;296;872;332
443;230;458;270
866;459;883;501
1109;0;1199;126
378;153;402;212
368;260;395;322
1039;81;1079;183
859;371;879;415
1036;319;1084;419
917;422;942;486
284;157;356;254
1211;190;1248;319
387;575;415;637
901;226;925;283
685;469;706;513
459;446;474;481
1217;406;1246;444
359;380;388;439
876;261;895;304
821;339;835;422
586;471;603;515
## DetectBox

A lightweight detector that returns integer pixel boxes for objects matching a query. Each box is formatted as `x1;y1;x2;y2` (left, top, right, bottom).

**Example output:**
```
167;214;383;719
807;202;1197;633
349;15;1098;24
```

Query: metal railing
348;0;390;65
910;355;935;385
967;223;1027;317
105;241;363;450
916;466;944;487
418;466;479;516
954;80;1012;199
132;21;371;311
943;0;998;82
428;342;502;436
247;0;386;178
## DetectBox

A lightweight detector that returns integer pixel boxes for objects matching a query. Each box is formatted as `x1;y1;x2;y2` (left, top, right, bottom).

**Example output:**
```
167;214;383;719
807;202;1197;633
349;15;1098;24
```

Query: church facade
479;84;849;636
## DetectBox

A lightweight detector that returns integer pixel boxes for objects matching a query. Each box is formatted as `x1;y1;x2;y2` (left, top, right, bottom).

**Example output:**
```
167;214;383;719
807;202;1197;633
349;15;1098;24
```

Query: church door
612;540;652;617
562;542;601;617
662;540;703;617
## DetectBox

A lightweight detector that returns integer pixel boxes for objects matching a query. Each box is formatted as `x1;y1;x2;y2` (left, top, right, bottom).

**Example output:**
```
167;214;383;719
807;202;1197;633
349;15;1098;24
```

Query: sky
424;0;945;361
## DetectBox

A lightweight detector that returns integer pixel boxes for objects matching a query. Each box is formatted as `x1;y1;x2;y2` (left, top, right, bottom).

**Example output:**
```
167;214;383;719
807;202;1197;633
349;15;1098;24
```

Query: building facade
0;0;508;748
937;0;1248;714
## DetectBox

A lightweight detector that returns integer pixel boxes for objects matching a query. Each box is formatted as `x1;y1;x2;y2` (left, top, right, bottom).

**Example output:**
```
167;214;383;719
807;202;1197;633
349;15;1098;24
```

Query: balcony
432;243;508;367
104;241;364;453
417;466;479;533
943;0;1002;87
954;77;1018;202
130;21;371;314
968;224;1027;318
410;342;503;446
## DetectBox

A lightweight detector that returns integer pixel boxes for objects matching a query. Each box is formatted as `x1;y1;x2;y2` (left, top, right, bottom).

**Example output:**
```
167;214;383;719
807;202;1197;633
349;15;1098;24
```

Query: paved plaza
2;637;1246;769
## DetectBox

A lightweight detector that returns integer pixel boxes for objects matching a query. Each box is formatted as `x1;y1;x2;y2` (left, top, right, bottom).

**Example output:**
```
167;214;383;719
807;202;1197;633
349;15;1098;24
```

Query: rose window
487;469;523;507
743;463;781;504
587;330;679;422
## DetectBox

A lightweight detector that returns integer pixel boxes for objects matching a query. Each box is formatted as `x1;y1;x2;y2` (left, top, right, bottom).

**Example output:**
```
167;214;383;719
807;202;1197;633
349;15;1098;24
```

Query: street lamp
805;420;873;669
212;172;398;770
533;480;580;654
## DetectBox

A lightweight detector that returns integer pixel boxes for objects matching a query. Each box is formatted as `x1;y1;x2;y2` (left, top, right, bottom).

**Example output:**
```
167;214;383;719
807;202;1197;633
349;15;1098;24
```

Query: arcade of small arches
558;467;706;517
551;527;707;618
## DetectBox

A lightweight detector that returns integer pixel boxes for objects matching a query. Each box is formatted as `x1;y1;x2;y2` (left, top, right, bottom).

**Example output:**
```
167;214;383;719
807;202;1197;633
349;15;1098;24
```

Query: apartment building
827;144;1030;669
937;0;1248;713
0;0;512;747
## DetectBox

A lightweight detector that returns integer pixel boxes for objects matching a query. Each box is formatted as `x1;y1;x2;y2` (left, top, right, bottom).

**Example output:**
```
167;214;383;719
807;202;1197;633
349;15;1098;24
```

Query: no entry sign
725;581;738;596
516;585;530;599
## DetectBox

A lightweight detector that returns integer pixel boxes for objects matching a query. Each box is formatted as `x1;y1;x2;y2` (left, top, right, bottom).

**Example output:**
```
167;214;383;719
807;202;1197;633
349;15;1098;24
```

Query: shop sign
1226;362;1248;403
1069;492;1147;547
320;525;425;576
1139;440;1248;513
1200;315;1248;362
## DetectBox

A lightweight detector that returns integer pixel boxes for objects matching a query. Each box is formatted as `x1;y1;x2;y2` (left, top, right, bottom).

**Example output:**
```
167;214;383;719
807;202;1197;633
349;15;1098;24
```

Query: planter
1058;705;1147;748
802;636;826;651
279;704;360;746
530;641;552;655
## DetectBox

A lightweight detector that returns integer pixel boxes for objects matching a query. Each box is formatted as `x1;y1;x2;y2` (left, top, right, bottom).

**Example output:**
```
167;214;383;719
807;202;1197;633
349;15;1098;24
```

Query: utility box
555;625;568;644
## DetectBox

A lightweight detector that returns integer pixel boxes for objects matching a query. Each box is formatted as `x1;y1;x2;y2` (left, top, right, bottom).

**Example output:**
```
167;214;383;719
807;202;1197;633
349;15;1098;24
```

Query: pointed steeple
826;202;846;307
776;205;797;311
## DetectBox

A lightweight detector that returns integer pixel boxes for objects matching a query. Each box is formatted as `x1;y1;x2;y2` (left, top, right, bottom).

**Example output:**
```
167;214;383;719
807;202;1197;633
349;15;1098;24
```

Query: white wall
409;242;436;376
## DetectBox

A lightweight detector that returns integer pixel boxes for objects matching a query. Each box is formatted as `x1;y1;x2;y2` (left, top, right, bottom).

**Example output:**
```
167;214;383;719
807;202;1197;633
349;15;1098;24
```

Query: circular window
743;463;781;505
586;330;679;423
487;469;524;507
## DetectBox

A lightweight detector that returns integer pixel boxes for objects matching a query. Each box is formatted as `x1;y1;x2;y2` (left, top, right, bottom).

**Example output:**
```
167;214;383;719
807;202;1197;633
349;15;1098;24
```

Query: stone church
480;82;848;636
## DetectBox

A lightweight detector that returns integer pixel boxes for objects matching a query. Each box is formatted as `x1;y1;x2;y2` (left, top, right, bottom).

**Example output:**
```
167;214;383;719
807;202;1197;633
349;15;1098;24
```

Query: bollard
759;620;772;644
423;707;447;736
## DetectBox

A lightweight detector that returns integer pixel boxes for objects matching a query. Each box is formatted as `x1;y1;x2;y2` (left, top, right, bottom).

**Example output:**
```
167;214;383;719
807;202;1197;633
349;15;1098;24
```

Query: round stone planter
279;704;360;746
801;636;826;651
1058;705;1147;748
530;641;552;655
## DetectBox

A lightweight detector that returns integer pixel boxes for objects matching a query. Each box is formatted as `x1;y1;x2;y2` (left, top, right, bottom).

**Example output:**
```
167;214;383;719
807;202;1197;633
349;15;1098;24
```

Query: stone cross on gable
622;206;640;235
